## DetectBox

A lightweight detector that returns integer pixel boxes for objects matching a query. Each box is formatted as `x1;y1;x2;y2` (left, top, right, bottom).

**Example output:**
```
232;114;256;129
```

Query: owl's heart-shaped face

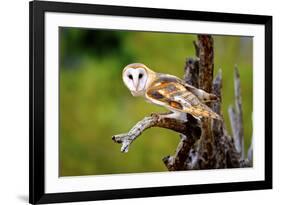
122;66;148;96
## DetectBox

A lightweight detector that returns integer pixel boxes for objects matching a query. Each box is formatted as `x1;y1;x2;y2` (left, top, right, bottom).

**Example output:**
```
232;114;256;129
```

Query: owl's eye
139;73;143;79
128;74;133;80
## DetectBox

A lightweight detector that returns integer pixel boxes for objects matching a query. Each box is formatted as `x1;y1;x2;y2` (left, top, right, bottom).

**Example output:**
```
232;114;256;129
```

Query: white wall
0;0;279;204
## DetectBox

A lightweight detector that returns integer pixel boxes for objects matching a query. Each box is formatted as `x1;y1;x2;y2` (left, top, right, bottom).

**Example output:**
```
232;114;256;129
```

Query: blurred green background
59;27;253;176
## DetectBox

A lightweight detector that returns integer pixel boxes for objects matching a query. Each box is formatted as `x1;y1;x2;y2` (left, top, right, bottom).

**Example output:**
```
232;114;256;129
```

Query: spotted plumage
122;63;221;120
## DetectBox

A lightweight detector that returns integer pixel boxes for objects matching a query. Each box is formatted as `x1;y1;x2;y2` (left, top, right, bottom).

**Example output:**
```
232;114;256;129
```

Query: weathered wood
193;41;200;63
234;66;245;159
184;57;199;87
197;35;214;93
212;69;222;115
211;70;227;168
163;115;201;171
228;66;245;159
196;35;216;169
112;113;200;153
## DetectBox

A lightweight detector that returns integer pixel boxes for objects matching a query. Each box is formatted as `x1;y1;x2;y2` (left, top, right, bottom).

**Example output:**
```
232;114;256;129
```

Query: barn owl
122;63;221;121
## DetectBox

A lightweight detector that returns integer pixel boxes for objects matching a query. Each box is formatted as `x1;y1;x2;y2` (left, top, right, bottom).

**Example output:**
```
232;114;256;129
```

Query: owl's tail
185;104;222;120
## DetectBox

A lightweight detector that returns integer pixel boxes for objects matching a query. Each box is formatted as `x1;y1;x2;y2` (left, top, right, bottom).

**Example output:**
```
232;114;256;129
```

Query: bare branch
193;40;199;58
184;57;199;87
212;70;224;142
112;116;157;153
234;66;245;159
112;113;200;153
212;69;222;116
228;105;240;150
196;35;216;169
228;66;245;159
198;35;214;93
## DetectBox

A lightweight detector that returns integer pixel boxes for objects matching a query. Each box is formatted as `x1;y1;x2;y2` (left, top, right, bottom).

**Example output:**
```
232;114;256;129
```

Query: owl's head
122;63;154;96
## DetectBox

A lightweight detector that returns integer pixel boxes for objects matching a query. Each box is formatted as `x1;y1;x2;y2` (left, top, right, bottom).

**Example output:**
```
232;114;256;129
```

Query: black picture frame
29;0;272;204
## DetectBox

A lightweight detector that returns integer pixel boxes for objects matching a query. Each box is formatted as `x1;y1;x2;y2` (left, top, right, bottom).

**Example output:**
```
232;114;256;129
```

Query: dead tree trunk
112;34;252;169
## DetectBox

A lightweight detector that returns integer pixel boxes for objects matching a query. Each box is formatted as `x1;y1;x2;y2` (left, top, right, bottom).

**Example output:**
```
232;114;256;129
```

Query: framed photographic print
29;0;272;204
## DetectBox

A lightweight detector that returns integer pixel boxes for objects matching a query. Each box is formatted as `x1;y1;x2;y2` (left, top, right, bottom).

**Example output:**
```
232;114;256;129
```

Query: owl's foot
161;111;187;122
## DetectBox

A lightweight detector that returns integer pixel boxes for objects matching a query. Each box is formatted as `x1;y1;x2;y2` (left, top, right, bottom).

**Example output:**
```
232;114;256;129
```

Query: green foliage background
59;28;253;176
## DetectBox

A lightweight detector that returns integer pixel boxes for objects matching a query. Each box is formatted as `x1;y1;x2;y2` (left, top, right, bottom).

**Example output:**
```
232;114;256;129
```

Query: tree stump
112;34;252;170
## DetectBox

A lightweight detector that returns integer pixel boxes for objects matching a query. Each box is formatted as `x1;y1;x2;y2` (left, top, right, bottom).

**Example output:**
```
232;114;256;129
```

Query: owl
122;63;221;120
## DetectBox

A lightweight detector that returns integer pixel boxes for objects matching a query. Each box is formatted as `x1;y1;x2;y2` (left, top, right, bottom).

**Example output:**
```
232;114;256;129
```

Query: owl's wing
154;74;218;103
179;80;219;103
145;80;221;120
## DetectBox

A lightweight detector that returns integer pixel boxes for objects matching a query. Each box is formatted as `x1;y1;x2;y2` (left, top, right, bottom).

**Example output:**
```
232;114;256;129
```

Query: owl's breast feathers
145;74;221;120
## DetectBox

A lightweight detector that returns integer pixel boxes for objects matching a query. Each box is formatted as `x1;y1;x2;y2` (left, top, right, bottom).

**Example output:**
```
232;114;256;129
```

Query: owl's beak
133;79;139;91
131;91;138;96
